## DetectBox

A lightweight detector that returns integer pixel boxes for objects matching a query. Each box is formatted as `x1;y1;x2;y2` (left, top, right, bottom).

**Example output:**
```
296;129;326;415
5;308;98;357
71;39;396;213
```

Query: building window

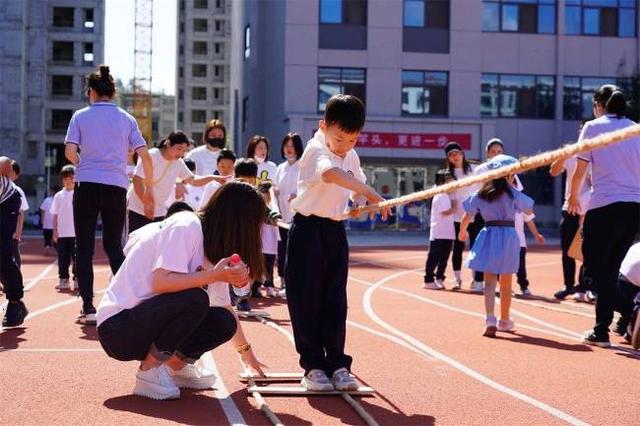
52;41;74;62
179;66;184;78
192;110;207;123
215;20;222;32
83;9;94;30
194;0;208;8
483;0;556;34
244;25;250;59
192;87;207;101
53;7;74;27
401;70;448;116
481;73;555;119
403;0;449;28
565;0;636;37
214;43;221;54
193;41;207;55
51;110;73;130
320;0;367;25
51;75;73;96
563;76;633;120
214;65;221;77
318;67;366;112
178;111;183;123
83;43;94;65
192;64;207;78
179;44;184;56
242;97;249;131
194;18;208;32
178;89;184;100
216;0;224;10
180;22;185;33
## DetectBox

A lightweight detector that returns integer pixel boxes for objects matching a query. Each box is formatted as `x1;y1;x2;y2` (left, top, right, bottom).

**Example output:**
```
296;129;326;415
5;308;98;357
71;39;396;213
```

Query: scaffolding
133;0;153;143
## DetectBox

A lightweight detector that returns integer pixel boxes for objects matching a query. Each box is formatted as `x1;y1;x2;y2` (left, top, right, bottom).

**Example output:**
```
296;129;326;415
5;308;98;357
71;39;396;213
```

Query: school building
229;0;639;227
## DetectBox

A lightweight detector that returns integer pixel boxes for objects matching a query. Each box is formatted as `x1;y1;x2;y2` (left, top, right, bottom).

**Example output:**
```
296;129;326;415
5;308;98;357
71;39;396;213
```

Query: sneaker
73;277;79;290
265;287;277;297
586;291;597;303
277;288;287;298
623;332;632;344
331;368;358;391
169;361;216;389
435;279;446;290
55;278;70;290
422;282;440;290
133;365;180;400
236;299;251;312
632;317;640;350
582;330;611;348
301;369;334;392
471;281;484;293
76;309;96;325
2;301;28;328
483;316;497;337
554;288;574;300
498;319;515;332
573;292;587;303
452;279;462;290
614;318;628;337
520;288;532;297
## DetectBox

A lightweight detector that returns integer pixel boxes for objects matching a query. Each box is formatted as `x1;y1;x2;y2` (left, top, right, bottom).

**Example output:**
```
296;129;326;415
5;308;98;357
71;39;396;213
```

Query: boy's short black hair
10;160;20;176
234;158;258;178
60;165;76;179
257;181;272;194
435;169;452;186
166;201;194;217
182;157;196;172
324;94;365;133
217;148;237;163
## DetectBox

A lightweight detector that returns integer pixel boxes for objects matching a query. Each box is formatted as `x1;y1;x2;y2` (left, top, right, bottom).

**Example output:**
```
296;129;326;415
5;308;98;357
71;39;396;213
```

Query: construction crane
133;0;153;143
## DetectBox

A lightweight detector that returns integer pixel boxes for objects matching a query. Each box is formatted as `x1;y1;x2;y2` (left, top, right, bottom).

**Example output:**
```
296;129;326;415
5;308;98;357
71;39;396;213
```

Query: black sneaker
2;301;28;328
236;299;251;312
554;288;574;300
582;330;611;348
623;332;631;344
614;318;628;337
632;314;640;350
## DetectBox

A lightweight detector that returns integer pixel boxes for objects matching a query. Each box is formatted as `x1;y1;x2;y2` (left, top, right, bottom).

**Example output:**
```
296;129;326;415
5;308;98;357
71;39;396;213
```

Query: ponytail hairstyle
477;177;513;202
86;65;116;98
158;131;190;149
594;84;627;118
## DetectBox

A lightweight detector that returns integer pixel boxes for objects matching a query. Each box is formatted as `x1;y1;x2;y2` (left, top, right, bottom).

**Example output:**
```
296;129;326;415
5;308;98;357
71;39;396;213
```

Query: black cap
444;141;462;156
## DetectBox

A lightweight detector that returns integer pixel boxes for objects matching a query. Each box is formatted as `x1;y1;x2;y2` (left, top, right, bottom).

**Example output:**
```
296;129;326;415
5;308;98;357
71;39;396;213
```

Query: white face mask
254;155;266;164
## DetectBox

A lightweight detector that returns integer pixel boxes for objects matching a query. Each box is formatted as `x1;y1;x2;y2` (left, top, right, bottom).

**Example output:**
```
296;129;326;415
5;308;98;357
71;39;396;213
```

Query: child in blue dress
458;155;534;337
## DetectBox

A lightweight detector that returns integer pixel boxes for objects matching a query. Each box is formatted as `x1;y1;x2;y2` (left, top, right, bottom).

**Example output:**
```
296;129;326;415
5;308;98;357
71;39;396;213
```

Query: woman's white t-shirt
451;165;478;222
128;148;194;217
275;161;300;223
96;212;231;326
429;193;456;241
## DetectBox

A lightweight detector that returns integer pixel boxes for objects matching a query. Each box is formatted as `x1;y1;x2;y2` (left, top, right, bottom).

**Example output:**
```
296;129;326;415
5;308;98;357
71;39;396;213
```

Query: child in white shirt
515;212;545;296
252;182;281;298
51;165;77;291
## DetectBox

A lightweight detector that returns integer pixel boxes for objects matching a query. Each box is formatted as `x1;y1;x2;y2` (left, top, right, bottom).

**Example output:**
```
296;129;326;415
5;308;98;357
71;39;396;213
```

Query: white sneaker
422;282;440;290
586;291;597;302
483;316;497;337
134;365;180;400
76;310;96;325
573;292;587;302
55;278;70;290
301;369;334;392
169;361;216;389
471;281;484;293
452;279;462;290
331;368;358;391
435;279;446;290
277;288;286;298
497;319;515;332
266;287;277;297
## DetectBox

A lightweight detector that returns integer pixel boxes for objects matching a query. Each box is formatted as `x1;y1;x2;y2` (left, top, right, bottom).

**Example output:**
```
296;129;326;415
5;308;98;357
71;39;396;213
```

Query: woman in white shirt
274;133;303;292
97;182;268;400
246;135;278;184
567;85;640;347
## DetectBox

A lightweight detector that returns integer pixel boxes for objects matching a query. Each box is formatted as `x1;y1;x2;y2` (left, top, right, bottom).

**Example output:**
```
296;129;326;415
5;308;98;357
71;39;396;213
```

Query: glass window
583;8;600;34
83;9;94;29
618;8;636;37
321;0;367;25
404;0;425;27
194;0;208;8
401;70;448;116
318;67;365;112
320;0;342;23
192;64;207;78
483;1;556;34
193;41;207;55
244;25;250;59
51;110;73;130
565;6;581;33
193;18;208;32
83;43;94;64
501;4;519;31
481;74;499;117
483;2;500;31
192;87;207;101
482;73;555;118
426;0;450;28
192;110;207;123
563;76;633;119
538;4;556;33
51;75;73;96
52;41;74;62
565;1;636;37
53;7;74;27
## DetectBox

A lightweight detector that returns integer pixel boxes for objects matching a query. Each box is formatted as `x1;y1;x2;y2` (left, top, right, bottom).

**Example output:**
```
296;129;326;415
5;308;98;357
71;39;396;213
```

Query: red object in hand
230;254;241;265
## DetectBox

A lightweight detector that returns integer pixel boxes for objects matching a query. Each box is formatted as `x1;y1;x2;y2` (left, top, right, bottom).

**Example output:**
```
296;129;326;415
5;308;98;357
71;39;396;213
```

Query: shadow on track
0;327;27;349
497;332;593;352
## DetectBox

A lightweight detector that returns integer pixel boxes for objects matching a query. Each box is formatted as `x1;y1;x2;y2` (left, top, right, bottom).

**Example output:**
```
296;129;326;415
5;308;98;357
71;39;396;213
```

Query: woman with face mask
246;135;278;185
185;119;227;176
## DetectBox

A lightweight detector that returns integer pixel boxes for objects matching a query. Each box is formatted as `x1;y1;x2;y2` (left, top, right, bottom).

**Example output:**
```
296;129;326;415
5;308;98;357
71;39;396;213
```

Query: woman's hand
458;228;468;242
240;349;268;377
213;257;250;287
567;193;581;216
535;233;546;244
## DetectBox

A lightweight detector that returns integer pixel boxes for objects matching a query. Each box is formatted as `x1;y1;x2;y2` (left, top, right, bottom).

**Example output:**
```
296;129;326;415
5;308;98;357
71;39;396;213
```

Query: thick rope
347;123;640;217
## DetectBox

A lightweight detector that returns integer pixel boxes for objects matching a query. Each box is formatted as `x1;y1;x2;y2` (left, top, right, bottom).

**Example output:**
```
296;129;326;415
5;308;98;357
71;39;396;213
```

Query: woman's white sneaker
483;316;497;337
422;282;440;290
497;319;515;332
169;361;216;389
331;368;359;391
133;365;180;400
301;369;334;392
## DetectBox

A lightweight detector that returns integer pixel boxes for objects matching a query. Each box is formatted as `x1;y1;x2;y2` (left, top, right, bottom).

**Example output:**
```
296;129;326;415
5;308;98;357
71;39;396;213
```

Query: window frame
317;67;367;113
481;73;556;119
482;0;557;34
319;0;368;26
52;7;75;28
562;75;634;120
564;0;636;37
400;70;449;117
244;25;251;59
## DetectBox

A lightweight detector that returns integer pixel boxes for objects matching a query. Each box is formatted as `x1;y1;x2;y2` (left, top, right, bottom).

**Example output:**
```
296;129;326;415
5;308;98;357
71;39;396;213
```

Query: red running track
1;240;639;425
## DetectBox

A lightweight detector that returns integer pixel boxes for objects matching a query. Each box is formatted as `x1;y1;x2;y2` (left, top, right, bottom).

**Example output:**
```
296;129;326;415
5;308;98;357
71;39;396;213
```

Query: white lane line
23;288;107;322
1;348;103;353
24;267;110;285
1;260;56;313
362;268;590;426
201;352;247;426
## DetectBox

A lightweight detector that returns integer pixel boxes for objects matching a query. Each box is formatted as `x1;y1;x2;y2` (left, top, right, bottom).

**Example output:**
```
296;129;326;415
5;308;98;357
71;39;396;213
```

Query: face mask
254;155;266;164
285;154;297;162
206;138;225;149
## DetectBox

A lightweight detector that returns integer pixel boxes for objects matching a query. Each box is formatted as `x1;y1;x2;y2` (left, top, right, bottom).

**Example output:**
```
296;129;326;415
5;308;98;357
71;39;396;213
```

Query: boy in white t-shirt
51;165;77;291
286;95;390;392
423;170;456;290
199;149;237;209
515;212;545;296
40;186;57;255
252;182;281;298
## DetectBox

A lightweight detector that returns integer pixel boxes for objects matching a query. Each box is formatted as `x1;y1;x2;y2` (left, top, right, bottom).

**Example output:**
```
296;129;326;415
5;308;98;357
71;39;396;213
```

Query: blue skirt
466;226;520;274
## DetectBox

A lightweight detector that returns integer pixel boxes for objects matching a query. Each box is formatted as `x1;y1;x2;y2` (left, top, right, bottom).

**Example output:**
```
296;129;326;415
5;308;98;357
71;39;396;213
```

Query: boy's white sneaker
301;369;334;392
134;365;180;400
265;287;278;297
497;319;515;332
586;291;597;302
55;278;70;290
169;361;216;389
573;292;587;302
422;282;440;290
483;316;497;337
277;288;287;298
435;279;446;290
331;368;358;391
471;281;484;293
452;279;462;290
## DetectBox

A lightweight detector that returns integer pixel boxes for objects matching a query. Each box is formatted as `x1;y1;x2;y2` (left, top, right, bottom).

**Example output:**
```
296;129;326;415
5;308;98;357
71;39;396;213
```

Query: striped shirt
0;175;16;205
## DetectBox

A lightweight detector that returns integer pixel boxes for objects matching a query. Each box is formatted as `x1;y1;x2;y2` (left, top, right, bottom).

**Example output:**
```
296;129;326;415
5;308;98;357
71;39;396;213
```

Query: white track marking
24;267;110;285
202;352;247;426
361;268;590;426
1;261;56;314
1;348;103;353
24;288;107;321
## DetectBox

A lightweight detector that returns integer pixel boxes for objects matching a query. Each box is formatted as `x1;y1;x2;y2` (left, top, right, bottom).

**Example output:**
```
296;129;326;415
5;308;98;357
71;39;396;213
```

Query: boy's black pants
285;214;351;375
560;211;587;290
424;239;453;282
517;247;529;290
277;227;289;282
0;192;24;302
57;237;76;279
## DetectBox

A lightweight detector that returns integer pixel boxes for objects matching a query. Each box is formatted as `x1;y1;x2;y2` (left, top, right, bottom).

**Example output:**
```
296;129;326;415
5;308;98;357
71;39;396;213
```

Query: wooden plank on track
237;310;270;318
247;385;375;396
240;372;304;382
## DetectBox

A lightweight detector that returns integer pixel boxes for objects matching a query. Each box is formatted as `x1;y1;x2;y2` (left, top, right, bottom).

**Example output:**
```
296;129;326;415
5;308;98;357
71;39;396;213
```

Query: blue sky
104;0;177;95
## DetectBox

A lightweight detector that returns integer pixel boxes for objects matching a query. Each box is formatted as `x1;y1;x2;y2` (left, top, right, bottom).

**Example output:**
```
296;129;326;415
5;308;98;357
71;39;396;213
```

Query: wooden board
240;372;303;382
236;310;270;318
247;385;375;396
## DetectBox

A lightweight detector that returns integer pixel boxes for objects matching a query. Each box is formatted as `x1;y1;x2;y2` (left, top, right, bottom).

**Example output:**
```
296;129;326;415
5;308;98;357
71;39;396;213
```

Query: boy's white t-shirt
165;183;204;211
128;148;193;217
620;242;640;287
15;185;29;212
199;181;222;209
429;193;455;241
50;189;75;238
262;223;279;255
275;161;300;223
515;212;535;248
290;130;366;220
40;196;54;229
186;145;220;176
97;212;231;326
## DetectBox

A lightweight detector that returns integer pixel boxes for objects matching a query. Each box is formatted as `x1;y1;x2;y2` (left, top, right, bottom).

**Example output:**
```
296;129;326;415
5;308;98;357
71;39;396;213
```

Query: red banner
357;132;471;150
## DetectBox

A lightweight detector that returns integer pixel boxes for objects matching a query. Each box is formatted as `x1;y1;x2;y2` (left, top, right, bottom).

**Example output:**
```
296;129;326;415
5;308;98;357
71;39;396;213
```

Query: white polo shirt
620;242;640;287
50;189;75;238
275;161;299;223
429;193;455;241
290;130;366;221
186;145;220;176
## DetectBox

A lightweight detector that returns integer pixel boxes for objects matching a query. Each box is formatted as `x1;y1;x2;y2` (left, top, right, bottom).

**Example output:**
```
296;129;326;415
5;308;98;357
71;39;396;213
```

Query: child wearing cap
458;155;535;337
423;169;457;290
51;165;77;291
286;95;389;392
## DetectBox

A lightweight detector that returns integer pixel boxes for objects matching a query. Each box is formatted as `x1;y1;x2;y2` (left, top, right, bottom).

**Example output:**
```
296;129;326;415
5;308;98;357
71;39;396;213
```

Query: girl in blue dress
458;155;534;337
